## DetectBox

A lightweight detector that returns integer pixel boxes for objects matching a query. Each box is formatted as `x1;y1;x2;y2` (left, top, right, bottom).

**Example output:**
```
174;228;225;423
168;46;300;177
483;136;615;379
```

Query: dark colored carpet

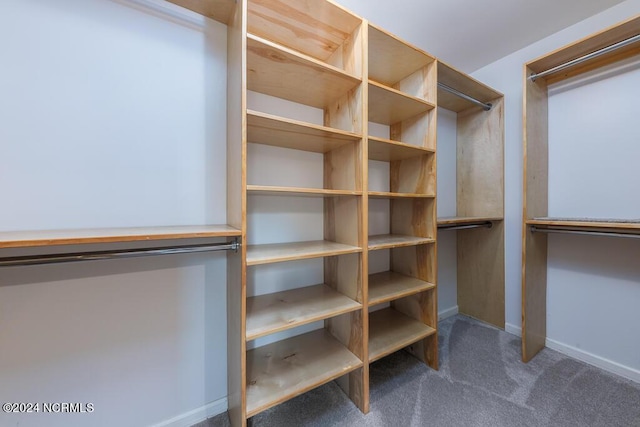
195;315;640;427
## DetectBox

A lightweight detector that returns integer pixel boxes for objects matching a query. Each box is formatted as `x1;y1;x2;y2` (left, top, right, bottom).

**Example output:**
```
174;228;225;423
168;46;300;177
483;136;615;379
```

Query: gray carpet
196;315;640;427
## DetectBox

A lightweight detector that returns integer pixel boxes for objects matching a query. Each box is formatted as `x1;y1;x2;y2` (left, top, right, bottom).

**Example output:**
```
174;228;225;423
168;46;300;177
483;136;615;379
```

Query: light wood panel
527;15;640;82
367;234;434;251
437;61;502;112
226;1;247;425
246;284;361;340
247;185;361;197
247;34;361;109
391;198;435;239
247;110;359;153
368;271;435;306
368;81;434;125
367;24;434;87
437;216;503;226
324;85;364;134
368;308;436;363
247;0;362;63
167;0;235;25
0;225;241;249
457;97;505;217
390;155;435;195
246;329;363;417
368;136;434;162
457;221;505;328
246;240;361;266
368;191;434;199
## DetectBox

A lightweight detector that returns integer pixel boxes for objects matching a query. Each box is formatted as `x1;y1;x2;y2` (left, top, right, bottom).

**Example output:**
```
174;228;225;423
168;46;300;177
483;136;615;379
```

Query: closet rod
438;83;492;111
529;34;640;81
0;239;240;268
530;226;640;239
438;222;493;231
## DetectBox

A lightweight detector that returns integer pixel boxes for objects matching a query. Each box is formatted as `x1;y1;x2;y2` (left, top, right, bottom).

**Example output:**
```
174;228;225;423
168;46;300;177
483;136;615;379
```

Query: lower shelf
369;307;436;363
246;329;363;417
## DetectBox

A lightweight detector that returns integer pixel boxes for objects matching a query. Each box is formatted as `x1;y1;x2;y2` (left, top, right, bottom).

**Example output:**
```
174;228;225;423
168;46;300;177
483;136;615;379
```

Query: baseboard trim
545;338;640;384
505;322;522;337
438;305;459;321
151;397;228;427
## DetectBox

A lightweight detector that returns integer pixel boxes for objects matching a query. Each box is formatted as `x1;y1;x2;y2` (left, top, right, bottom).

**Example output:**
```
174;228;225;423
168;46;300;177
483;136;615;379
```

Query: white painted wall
472;0;640;379
0;0;229;426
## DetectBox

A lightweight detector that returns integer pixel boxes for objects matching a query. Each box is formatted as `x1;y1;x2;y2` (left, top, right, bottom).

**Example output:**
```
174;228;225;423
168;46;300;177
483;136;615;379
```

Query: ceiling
336;0;627;72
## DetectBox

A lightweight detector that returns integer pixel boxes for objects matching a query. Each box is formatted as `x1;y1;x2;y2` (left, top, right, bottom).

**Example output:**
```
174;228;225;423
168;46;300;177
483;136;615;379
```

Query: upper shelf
368;136;434;162
368;81;435;125
368;23;434;87
247;34;361;109
167;0;235;25
527;218;640;234
526;15;640;83
368;234;435;251
437;61;502;112
247;110;360;153
246;240;362;266
247;185;361;198
437;216;503;227
247;0;362;64
0;225;241;249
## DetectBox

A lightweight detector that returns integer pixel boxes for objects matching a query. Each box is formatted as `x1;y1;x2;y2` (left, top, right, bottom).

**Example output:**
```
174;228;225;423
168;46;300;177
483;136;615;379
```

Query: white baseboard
151;397;227;427
545;338;640;384
505;322;522;337
438;305;459;320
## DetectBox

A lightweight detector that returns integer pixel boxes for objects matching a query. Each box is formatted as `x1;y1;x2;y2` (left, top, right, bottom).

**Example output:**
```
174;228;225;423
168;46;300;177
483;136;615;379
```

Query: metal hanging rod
529;34;640;82
0;239;240;268
438;222;493;231
530;226;640;239
438;82;492;111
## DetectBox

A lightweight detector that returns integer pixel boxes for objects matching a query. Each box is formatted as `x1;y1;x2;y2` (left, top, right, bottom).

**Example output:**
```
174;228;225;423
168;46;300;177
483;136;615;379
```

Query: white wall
0;0;229;426
472;0;640;380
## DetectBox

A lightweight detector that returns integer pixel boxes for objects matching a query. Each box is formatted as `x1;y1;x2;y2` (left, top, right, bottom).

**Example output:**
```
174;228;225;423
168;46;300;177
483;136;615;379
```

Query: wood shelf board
247;110;360;154
246;329;363;417
368;234;435;251
437;216;503;226
368;136;434;161
247;185;361;197
247;34;361;109
0;225;241;249
368;23;434;86
368;271;435;306
527;217;640;232
246;240;362;266
167;0;235;25
368;191;435;199
526;15;640;77
246;284;361;341
437;61;502;112
247;0;362;63
368;81;434;125
369;308;436;363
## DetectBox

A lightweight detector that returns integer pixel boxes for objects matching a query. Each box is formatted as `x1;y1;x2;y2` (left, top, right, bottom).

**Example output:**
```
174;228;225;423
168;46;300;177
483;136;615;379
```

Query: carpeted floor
195;315;640;427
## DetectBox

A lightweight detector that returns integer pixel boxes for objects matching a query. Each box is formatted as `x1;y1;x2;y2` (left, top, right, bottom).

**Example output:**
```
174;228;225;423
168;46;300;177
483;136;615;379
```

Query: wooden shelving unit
369;308;437;363
369;271;436;306
436;61;505;329
521;16;640;363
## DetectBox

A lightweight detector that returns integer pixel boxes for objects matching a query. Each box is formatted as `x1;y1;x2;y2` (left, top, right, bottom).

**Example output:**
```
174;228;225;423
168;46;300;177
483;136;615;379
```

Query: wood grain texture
368;136;434;162
247;185;361;197
527;218;640;233
247;0;362;63
527;15;640;81
246;240;361;266
324;197;362;247
456;97;504;217
167;0;235;24
324;85;364;134
368;81;435;125
368;271;435;306
391;155;435;195
391;290;438;368
324;253;362;302
226;2;247;425
0;225;241;249
368;23;434;87
246;284;361;340
245;329;363;417
247;110;360;153
437;216;503;226
247;34;361;109
368;191;434;199
324;139;362;191
367;234;434;251
327;22;364;78
437;60;502;112
522;231;548;362
392;244;437;284
390;198;435;239
368;307;436;363
457;221;505;328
